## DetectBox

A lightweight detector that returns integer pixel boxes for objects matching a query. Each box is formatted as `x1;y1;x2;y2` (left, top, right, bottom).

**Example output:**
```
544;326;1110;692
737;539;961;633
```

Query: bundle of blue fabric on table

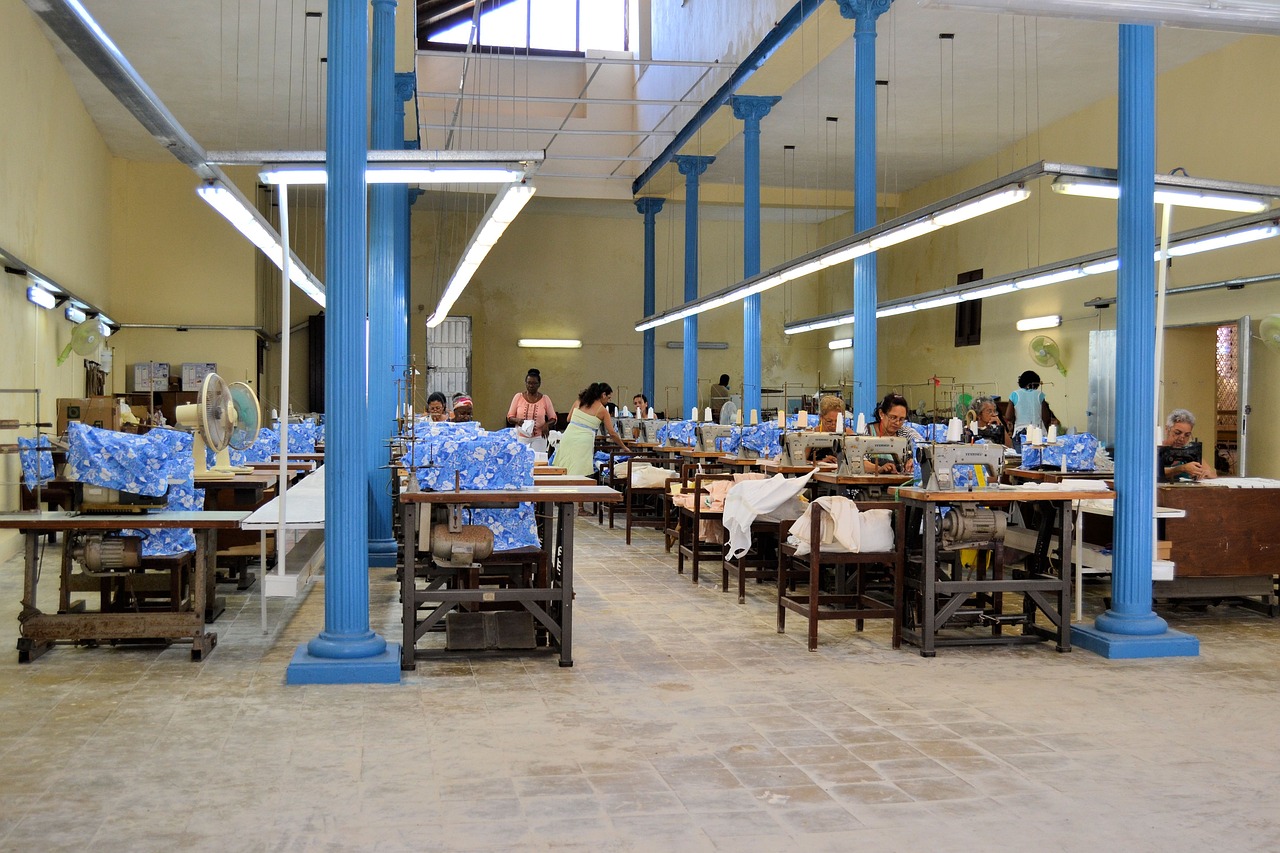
913;422;949;443
401;428;539;551
1020;433;1099;471
712;426;742;455
740;423;783;459
17;435;55;489
656;420;697;447
65;424;204;556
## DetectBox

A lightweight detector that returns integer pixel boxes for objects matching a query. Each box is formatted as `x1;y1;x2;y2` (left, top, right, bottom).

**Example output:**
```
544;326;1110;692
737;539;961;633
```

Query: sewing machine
76;483;170;513
918;443;1004;491
616;417;644;441
838;435;911;476
637;419;666;445
782;431;840;467
697;423;737;454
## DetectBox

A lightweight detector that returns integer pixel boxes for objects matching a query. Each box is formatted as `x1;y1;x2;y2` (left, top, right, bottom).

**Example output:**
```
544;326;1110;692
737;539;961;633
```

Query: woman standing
551;381;629;476
506;368;556;437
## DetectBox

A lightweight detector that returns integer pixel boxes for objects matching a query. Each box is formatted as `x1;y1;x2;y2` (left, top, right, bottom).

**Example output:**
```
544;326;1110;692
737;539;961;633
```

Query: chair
676;472;734;584
621;454;674;545
778;500;905;651
722;510;802;604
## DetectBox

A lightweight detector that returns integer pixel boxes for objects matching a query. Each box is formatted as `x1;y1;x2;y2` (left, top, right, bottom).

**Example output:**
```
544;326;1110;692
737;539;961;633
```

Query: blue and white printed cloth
740;423;783;459
657;420;697;447
125;480;205;556
18;436;55;489
65;423;188;497
1020;433;1099;471
401;432;538;550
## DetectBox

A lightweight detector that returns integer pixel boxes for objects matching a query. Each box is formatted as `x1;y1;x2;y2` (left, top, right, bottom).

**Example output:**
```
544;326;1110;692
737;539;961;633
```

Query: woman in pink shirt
506;368;556;437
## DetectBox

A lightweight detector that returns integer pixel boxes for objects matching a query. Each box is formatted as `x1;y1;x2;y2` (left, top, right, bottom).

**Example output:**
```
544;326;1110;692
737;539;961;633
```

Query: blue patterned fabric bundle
714;426;742;455
65;423;188;496
657;420;697;447
18;436;55;489
913;422;949;443
125;481;206;556
401;432;538;550
1019;433;1099;471
740;423;783;459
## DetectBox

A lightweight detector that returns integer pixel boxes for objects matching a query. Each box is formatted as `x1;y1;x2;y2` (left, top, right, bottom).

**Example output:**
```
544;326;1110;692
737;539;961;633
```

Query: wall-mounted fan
1029;335;1067;376
175;372;235;479
1258;314;1280;352
56;317;106;366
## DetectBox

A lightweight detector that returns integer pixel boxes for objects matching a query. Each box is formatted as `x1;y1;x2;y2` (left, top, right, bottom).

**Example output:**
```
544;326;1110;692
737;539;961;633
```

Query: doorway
1161;319;1247;476
426;317;472;402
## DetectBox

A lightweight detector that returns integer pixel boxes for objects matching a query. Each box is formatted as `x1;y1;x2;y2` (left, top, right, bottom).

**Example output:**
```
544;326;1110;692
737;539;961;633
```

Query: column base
367;537;398;568
1071;623;1199;659
285;642;402;684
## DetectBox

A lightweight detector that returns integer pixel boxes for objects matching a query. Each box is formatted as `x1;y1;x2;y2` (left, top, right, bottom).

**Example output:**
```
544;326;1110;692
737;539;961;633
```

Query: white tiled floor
2;520;1280;851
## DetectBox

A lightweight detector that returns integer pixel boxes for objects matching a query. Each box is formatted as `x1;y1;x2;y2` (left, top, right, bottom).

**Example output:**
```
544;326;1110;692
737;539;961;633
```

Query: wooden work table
398;485;620;669
0;510;247;662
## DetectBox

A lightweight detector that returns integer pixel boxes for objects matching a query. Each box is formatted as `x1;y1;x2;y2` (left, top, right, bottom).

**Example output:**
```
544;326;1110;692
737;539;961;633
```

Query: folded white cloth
724;471;816;559
788;496;895;556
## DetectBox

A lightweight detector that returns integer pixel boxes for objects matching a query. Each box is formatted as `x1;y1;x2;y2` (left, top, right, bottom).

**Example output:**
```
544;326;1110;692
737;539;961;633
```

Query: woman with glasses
863;392;919;474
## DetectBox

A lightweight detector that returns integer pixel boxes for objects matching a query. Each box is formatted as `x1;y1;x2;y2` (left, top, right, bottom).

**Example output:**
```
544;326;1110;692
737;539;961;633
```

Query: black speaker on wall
309;312;325;413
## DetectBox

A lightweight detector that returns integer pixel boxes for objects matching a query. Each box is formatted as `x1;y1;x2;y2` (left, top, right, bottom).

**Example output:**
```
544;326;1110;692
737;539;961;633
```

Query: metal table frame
895;487;1115;657
398;485;620;670
0;510;247;662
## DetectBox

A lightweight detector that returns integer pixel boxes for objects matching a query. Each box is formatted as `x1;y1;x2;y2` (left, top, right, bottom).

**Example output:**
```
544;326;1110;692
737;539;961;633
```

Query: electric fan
175;372;235;479
208;381;261;474
56;317;106;366
1259;314;1280;352
1028;335;1067;376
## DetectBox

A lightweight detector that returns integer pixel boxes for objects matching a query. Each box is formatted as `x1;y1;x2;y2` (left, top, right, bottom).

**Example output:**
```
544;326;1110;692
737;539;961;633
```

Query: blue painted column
394;73;415;375
1072;24;1196;659
838;0;891;419
288;0;400;683
634;197;665;407
365;0;399;568
674;155;714;418
730;95;781;421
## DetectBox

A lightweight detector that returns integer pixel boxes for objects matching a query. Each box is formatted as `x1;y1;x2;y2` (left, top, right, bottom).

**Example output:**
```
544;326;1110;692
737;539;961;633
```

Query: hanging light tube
785;210;1280;335
64;305;87;323
259;163;527;186
197;180;327;308
916;0;1280;35
634;179;1033;332
828;338;853;350
518;338;582;348
1051;175;1270;213
1016;314;1062;331
26;285;57;309
427;183;536;328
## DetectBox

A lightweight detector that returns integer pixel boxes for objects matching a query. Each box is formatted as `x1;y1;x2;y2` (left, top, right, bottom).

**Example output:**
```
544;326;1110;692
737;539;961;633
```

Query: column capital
836;0;893;28
634;197;666;217
394;71;416;103
730;95;782;124
371;0;397;9
674;154;715;178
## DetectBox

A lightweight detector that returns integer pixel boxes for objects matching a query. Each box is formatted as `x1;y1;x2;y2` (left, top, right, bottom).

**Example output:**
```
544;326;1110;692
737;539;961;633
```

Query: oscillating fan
175;373;235;479
208;381;261;474
1028;335;1067;376
1259;314;1280;352
56;317;106;366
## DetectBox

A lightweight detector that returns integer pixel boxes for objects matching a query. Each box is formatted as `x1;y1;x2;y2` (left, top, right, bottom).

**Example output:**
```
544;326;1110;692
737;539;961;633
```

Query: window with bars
954;269;983;347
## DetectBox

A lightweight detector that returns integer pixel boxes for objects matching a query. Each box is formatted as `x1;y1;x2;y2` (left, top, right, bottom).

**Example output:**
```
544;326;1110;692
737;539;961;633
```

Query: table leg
1074;501;1084;624
558;502;573;667
191;530;218;660
1058;500;1073;652
259;531;268;634
401;503;418;671
922;503;937;657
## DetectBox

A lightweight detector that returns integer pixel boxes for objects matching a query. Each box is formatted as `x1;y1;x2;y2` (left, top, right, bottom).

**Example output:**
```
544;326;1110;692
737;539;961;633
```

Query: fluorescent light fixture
1016;314;1062;331
828;338;853;350
1015;267;1086;290
1082;258;1120;275
1052;175;1270;213
197;180;327;308
518;338;581;348
664;340;730;350
259;163;525;186
26;285;56;309
635;177;1034;333
913;294;963;311
876;304;916;318
962;282;1020;300
932;186;1031;226
1166;224;1279;257
65;306;86;323
30;276;62;296
427;183;536;328
917;0;1280;36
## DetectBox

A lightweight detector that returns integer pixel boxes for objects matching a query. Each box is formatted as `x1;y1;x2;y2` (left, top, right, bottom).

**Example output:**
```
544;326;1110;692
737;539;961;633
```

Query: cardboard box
181;362;218;392
129;362;170;392
1156;540;1172;561
57;396;120;435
